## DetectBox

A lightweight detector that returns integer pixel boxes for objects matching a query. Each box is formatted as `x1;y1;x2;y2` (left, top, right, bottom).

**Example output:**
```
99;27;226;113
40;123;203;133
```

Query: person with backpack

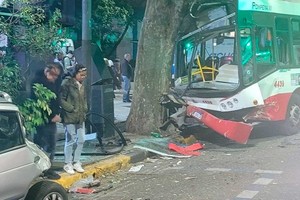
63;50;77;74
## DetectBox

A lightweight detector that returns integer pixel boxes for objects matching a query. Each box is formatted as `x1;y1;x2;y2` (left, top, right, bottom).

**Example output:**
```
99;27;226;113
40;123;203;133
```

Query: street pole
82;0;92;109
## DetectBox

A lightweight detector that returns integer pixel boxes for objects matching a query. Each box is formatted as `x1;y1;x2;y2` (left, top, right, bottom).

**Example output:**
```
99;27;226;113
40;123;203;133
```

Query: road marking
252;178;273;185
236;190;259;199
205;168;231;172
254;169;283;174
233;169;282;199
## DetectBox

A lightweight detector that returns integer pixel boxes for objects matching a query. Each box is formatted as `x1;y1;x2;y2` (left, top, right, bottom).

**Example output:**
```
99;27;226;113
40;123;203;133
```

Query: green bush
0;64;22;100
19;83;56;134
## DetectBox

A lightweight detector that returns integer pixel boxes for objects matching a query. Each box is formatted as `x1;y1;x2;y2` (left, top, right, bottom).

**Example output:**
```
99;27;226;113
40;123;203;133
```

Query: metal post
82;0;92;109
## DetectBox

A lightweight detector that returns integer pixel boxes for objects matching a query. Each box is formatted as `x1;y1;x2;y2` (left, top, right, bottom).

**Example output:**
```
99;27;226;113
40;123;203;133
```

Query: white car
0;91;68;200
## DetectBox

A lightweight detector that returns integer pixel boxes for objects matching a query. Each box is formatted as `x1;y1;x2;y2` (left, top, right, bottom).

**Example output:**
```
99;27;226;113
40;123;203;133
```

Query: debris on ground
128;164;144;172
171;134;198;145
134;136;204;158
69;185;113;194
168;142;203;156
145;158;159;163
68;174;112;194
151;132;163;138
134;137;191;158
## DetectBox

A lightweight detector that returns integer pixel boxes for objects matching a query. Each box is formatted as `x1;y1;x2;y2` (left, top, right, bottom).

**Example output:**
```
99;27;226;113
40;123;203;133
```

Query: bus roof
238;0;300;16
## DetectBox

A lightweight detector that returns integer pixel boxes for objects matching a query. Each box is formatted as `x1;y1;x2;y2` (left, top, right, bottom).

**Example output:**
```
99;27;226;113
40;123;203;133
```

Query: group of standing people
31;61;88;179
31;52;133;179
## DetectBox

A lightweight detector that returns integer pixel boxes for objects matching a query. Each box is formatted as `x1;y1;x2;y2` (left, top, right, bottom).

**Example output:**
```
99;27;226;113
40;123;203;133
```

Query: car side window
0;111;24;152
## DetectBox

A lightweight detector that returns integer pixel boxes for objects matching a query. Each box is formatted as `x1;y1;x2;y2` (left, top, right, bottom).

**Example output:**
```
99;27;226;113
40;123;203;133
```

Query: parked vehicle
0;91;68;200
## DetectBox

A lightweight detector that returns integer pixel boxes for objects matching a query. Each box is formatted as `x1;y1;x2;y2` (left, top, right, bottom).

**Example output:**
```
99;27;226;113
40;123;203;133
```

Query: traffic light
184;41;193;50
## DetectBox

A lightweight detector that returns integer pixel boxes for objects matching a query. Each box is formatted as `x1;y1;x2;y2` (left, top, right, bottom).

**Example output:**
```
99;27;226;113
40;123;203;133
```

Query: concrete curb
55;149;150;189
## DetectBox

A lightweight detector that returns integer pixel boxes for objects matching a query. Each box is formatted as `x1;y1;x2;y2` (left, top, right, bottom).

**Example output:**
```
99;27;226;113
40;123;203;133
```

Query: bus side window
275;18;291;65
292;19;300;65
293;44;300;65
240;28;254;85
256;27;274;63
277;36;289;64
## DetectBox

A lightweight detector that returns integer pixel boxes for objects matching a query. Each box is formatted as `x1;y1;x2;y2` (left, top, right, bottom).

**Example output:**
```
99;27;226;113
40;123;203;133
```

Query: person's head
72;64;87;83
44;63;61;83
124;53;131;61
113;58;120;67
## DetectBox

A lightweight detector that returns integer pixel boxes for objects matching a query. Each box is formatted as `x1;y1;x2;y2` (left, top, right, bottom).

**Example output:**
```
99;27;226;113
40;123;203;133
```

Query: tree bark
126;0;190;135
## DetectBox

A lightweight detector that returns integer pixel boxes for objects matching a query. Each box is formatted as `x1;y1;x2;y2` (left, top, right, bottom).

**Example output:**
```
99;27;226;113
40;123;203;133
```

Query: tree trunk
126;0;190;135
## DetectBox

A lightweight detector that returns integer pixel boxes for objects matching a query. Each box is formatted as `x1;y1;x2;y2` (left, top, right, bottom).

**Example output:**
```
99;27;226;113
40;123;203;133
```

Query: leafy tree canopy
91;0;134;57
0;0;66;59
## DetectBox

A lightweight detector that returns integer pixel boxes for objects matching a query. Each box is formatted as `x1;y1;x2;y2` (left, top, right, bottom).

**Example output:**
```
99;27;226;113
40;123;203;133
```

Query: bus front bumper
186;105;253;144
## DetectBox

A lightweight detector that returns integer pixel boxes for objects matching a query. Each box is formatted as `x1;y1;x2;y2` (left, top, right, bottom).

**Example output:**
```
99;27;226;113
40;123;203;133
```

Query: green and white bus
167;0;300;143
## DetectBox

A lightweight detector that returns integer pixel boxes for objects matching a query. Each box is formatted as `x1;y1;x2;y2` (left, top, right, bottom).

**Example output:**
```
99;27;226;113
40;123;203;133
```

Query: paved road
69;124;300;200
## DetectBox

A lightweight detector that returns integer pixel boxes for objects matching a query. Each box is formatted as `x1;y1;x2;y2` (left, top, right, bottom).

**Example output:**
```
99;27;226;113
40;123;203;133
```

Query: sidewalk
53;88;150;189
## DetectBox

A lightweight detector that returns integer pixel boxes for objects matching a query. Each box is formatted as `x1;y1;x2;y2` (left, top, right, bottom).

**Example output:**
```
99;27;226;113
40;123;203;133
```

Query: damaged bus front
162;0;300;144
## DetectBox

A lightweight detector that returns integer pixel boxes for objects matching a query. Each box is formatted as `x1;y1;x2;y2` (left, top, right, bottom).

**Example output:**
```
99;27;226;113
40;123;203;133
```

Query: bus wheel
281;94;300;135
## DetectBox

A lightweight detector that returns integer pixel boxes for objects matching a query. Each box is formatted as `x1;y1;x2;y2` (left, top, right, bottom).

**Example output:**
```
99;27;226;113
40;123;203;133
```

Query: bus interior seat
205;56;220;69
192;55;219;81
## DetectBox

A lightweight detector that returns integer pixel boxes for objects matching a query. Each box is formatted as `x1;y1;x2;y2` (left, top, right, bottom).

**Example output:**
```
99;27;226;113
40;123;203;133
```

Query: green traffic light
185;42;192;49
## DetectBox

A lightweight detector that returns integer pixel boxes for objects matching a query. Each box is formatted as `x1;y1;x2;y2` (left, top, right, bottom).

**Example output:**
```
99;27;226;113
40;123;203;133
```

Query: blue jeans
122;75;131;102
64;123;85;164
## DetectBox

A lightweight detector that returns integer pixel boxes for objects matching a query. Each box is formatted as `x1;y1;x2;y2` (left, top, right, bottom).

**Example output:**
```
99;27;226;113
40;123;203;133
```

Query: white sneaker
63;163;75;175
73;162;85;173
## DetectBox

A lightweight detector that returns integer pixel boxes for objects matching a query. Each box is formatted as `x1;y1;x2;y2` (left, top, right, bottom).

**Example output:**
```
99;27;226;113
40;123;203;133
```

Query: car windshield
0;111;24;152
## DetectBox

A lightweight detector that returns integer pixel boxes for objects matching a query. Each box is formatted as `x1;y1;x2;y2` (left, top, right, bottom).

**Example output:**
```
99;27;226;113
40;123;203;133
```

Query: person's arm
83;88;88;114
60;82;75;112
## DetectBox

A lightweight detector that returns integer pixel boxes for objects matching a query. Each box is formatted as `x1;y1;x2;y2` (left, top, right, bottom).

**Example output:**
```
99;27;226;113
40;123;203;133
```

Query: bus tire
280;93;300;135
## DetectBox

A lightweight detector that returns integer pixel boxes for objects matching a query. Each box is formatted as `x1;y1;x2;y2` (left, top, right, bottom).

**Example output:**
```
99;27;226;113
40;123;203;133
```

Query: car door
0;111;41;200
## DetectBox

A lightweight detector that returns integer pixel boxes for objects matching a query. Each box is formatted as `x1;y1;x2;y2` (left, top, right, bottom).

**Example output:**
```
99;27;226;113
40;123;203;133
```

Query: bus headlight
221;103;227;110
227;101;234;108
233;98;238;104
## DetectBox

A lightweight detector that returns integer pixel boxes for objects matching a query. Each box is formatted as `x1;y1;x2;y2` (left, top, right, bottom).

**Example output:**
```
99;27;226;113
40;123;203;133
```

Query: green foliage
19;83;56;133
0;0;66;59
0;63;22;100
92;0;134;56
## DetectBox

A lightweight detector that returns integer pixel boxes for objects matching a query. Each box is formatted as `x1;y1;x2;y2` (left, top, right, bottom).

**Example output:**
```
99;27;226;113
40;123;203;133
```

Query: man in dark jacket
121;53;132;102
31;63;62;179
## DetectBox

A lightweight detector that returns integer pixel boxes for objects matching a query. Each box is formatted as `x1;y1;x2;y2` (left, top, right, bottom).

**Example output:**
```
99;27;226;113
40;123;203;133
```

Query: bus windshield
174;2;238;93
177;28;237;91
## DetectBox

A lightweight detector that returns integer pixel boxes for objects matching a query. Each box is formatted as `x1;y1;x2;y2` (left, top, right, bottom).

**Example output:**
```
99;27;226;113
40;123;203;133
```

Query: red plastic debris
168;143;203;156
184;142;204;151
70;187;96;194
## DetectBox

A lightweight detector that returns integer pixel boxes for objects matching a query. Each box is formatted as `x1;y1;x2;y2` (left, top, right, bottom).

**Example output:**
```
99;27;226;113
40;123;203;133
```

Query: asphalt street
69;124;300;200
